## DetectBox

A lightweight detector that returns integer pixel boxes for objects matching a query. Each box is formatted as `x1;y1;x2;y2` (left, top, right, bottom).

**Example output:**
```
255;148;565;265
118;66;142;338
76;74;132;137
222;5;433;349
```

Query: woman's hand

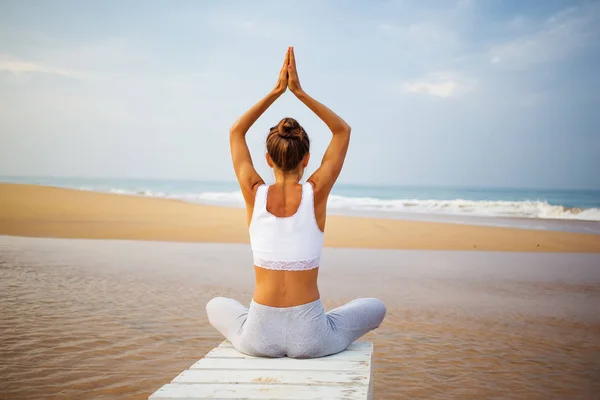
274;48;290;95
287;47;303;95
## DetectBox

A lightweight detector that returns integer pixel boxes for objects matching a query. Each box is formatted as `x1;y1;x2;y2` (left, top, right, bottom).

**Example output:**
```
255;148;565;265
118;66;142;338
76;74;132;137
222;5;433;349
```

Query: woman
206;47;386;358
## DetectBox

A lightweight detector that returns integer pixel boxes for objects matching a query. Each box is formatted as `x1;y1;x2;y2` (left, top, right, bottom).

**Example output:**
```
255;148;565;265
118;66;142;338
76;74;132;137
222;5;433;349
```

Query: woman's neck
273;170;302;185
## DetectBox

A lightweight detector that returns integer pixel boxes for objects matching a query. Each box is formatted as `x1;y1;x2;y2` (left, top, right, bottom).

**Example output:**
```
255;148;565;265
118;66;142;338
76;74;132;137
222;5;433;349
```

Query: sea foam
96;188;600;221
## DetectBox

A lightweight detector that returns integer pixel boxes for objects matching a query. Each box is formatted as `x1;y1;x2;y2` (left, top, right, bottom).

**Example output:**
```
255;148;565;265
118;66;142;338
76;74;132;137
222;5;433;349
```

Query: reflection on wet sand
1;237;599;399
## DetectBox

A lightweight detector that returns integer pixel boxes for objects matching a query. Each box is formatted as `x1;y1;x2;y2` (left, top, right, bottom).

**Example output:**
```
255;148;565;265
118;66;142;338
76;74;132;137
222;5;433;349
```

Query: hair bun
278;118;300;138
266;117;310;172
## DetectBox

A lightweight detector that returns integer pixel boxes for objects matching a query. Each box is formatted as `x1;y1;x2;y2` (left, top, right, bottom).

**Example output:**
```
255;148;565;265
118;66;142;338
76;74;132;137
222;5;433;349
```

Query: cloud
403;80;458;98
395;72;474;99
0;55;85;78
488;4;599;70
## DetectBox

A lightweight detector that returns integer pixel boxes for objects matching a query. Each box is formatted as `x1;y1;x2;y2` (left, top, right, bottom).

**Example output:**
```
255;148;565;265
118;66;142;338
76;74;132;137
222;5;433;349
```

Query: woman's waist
253;266;320;307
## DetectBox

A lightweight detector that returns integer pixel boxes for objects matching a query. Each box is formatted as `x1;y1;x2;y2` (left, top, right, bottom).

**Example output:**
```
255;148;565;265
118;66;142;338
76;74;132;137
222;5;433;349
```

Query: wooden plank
204;347;373;362
172;369;369;386
217;340;372;352
189;357;370;372
148;383;368;400
148;341;375;399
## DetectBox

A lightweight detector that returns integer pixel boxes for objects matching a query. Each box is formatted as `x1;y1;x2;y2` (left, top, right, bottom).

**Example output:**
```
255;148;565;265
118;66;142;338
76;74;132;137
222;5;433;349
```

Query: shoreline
3;177;599;228
1;183;600;253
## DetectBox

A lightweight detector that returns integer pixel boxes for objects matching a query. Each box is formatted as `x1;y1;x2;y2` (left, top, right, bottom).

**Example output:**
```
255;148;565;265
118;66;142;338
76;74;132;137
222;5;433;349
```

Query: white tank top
249;183;324;271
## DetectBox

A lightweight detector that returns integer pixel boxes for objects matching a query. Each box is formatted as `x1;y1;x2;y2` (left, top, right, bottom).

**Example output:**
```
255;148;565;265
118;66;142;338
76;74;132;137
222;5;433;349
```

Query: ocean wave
104;188;246;207
87;187;600;221
327;195;600;221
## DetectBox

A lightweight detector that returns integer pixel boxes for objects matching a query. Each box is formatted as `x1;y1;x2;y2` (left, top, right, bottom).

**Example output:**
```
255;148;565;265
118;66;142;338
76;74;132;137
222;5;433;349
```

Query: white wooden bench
148;340;374;399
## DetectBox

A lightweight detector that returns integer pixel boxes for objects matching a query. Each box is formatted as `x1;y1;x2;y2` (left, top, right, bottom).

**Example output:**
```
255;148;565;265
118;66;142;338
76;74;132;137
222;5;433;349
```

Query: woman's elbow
229;125;244;137
334;124;351;136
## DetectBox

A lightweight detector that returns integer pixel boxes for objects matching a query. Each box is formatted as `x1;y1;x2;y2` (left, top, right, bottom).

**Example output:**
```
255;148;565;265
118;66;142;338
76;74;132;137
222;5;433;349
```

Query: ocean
2;176;600;227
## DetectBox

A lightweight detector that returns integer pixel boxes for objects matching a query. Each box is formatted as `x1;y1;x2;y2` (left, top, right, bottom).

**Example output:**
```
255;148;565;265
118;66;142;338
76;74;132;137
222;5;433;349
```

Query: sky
0;0;599;189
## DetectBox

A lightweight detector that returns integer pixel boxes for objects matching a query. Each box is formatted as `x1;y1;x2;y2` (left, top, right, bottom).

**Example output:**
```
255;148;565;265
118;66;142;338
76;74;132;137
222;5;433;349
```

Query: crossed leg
205;297;248;350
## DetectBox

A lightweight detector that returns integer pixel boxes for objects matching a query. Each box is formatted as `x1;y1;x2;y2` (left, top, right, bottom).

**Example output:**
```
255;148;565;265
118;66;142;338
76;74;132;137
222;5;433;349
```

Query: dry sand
1;183;599;252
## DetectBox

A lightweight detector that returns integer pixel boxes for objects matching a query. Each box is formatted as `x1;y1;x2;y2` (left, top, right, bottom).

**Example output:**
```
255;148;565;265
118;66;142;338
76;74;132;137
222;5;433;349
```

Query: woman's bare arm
287;47;351;194
230;49;290;202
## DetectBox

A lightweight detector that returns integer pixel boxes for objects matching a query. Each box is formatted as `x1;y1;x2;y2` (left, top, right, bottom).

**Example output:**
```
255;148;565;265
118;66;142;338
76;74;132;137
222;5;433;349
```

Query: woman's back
250;182;324;306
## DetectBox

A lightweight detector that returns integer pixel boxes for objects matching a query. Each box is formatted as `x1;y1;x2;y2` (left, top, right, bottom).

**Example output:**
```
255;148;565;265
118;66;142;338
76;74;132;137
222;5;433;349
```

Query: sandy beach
1;183;600;399
1;183;599;252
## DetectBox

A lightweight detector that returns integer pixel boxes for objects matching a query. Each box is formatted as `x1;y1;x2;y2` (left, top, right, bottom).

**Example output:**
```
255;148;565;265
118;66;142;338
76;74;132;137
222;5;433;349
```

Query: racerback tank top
249;183;324;271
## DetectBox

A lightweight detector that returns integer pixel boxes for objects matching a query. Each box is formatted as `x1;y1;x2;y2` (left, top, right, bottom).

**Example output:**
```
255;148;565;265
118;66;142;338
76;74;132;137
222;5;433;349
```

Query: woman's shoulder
241;180;266;207
306;178;333;208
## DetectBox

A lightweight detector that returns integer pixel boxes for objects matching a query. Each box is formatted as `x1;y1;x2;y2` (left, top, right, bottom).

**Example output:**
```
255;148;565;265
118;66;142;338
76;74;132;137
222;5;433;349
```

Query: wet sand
1;236;599;399
1;183;600;252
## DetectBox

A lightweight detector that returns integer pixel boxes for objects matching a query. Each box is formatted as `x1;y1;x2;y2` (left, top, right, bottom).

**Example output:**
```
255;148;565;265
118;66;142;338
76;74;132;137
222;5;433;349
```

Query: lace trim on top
254;257;320;271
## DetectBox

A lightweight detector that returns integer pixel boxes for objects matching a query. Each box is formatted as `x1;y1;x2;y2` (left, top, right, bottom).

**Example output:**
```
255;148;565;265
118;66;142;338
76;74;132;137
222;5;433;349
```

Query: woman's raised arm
230;48;290;202
287;47;351;195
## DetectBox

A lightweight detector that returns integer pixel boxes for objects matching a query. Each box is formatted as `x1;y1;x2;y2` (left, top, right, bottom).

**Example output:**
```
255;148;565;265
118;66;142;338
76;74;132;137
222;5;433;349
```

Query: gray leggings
206;297;386;358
